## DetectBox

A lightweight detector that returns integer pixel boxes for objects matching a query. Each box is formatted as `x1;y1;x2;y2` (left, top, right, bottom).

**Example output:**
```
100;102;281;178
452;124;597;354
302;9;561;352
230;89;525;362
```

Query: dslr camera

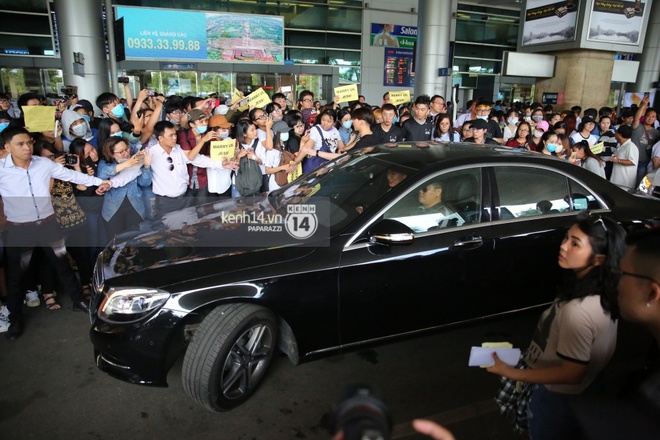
65;153;78;165
334;385;392;440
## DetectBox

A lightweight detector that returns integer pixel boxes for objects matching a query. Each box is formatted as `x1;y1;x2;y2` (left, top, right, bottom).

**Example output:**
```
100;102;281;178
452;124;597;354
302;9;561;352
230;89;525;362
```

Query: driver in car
418;181;459;229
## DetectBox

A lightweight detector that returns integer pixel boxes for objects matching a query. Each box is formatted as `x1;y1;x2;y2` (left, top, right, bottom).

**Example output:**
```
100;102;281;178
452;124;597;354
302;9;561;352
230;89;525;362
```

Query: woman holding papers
487;212;625;440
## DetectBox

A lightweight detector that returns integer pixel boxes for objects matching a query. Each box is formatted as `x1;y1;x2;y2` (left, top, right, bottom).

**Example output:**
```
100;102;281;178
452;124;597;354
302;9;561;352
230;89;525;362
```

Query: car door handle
453;236;483;248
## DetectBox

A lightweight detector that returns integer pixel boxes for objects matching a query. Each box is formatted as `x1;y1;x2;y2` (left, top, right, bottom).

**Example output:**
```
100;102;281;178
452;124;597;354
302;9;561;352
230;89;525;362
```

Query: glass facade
0;0;540;101
453;4;520;92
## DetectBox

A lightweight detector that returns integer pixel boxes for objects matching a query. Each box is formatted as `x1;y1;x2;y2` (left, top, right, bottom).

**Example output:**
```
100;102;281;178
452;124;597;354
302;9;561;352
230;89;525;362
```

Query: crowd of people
0;83;659;438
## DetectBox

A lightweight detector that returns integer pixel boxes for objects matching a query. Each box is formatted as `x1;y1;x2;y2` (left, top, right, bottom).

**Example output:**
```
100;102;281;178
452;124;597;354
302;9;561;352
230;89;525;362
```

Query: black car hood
98;194;322;284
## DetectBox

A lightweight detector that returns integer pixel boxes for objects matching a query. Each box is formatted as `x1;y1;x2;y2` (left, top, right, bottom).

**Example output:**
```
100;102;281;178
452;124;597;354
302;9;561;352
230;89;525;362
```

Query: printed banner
334;84;359;103
370;23;417;49
388;90;411;106
209;139;236;161
521;1;580;46
587;1;646;45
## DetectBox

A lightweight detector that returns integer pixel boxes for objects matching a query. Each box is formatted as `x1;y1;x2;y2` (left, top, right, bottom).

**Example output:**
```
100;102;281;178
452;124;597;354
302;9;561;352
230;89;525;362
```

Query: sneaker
0;305;8;321
25;290;40;308
0;318;9;334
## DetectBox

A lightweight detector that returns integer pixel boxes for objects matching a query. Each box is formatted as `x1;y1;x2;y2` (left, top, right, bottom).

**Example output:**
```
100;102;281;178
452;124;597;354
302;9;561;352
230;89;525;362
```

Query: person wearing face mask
97;137;152;239
60;108;96;152
530;108;545;126
177;109;222;204
572;139;606;178
336;108;353;145
529;120;549;152
203;114;236;199
0;110;12;136
503;109;520;143
539;131;566;160
95;92;141;145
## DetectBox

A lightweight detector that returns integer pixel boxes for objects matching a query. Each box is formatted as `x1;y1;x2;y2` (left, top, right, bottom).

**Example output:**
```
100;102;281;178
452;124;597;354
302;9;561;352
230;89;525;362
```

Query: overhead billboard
115;6;284;63
587;0;647;45
370;24;417;49
521;0;580;47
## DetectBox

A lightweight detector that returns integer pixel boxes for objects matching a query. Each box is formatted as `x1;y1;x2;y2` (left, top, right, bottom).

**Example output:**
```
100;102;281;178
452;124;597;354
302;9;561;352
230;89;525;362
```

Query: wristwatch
315;150;319;157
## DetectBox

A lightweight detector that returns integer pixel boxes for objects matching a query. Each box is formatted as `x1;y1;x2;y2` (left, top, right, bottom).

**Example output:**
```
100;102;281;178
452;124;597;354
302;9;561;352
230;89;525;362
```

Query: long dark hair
433;113;456;139
556;212;625;320
97;118;118;150
572;139;604;165
235;118;256;146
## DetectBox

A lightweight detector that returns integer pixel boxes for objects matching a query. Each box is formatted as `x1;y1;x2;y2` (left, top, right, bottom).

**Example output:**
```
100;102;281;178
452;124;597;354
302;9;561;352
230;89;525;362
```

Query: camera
334;385;392;440
65;154;78;165
62;86;77;96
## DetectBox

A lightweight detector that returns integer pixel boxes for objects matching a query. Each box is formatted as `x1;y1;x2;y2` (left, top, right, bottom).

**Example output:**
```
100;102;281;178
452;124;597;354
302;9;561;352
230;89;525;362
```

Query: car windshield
270;148;421;232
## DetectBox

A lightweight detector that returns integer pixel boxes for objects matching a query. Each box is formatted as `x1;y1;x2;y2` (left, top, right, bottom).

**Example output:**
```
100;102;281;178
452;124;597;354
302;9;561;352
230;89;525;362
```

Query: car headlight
99;287;170;322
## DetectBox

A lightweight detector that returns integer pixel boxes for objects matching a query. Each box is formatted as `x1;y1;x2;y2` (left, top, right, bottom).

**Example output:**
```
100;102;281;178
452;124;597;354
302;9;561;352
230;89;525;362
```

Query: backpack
235;140;263;196
302;126;331;174
275;147;296;187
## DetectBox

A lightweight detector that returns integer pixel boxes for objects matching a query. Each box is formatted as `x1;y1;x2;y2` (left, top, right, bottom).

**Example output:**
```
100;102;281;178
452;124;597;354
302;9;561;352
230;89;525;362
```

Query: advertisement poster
116;6;284;63
587;0;646;45
384;48;414;87
521;0;580;46
370;24;417;49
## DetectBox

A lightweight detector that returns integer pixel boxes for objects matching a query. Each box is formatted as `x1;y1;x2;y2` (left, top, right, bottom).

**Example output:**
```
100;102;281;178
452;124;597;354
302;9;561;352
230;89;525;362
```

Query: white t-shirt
647;140;660;173
309;125;341;153
526;296;617;395
570;131;598;147
610;139;639;189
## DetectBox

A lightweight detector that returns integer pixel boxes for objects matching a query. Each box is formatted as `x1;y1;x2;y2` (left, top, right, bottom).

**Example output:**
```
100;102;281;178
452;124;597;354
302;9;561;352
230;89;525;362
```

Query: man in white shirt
610;125;639;190
0;127;113;339
147;121;237;216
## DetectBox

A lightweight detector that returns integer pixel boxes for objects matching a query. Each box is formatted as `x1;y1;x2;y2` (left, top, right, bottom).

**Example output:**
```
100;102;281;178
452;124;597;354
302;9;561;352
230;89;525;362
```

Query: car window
494;166;575;219
383;168;482;233
568;179;604;211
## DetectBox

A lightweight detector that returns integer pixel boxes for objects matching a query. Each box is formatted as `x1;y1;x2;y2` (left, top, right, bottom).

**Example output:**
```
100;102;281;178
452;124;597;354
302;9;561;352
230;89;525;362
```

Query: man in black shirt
372;104;403;143
463;119;499;145
475;100;503;144
402;95;433;141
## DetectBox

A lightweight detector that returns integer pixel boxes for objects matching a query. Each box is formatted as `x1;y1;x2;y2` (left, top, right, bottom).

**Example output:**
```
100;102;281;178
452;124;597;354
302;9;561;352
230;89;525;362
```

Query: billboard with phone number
115;6;284;63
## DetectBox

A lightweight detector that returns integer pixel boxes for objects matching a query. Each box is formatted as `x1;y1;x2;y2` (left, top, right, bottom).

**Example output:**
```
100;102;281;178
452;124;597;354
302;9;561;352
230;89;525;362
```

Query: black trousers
155;194;193;217
5;219;82;322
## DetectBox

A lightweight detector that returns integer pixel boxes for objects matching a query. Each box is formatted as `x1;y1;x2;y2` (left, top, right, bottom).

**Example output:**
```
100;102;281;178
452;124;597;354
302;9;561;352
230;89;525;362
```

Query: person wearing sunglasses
486;212;626;439
97;136;152;240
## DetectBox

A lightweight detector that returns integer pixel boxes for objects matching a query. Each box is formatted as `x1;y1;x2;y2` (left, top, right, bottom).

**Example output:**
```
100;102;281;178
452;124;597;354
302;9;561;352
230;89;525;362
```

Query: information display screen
384;48;414;87
115;6;284;63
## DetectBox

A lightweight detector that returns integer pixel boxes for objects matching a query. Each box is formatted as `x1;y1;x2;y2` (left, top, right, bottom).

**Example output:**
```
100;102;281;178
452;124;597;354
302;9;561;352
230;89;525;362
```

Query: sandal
82;285;92;302
43;293;61;311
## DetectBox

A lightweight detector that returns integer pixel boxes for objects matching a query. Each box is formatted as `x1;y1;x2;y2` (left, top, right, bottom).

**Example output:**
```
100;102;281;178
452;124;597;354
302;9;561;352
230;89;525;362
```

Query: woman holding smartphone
97;137;152;238
70;138;108;268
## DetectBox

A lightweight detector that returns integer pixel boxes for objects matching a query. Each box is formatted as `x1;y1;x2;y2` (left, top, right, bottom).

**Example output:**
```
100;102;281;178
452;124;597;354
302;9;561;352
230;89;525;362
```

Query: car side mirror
368;219;414;245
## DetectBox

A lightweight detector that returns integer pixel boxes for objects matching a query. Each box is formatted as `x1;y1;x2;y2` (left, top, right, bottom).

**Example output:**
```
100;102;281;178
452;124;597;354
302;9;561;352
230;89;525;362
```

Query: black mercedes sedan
90;143;660;412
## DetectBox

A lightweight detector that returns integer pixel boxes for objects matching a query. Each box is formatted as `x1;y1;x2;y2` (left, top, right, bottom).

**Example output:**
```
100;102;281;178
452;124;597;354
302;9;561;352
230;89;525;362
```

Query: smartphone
85;156;97;173
118;77;129;84
644;92;650;99
281;86;292;93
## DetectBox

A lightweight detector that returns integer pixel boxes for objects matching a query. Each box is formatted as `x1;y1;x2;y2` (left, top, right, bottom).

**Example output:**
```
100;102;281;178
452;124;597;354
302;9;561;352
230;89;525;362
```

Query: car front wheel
182;303;278;412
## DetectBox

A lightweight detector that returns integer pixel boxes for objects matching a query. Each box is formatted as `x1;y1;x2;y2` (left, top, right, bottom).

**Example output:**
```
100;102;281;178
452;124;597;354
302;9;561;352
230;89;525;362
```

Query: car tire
182;303;278;412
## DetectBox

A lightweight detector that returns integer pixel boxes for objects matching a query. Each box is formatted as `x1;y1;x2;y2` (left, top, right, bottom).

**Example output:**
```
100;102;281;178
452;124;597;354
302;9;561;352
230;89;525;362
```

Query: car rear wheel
182;303;278;412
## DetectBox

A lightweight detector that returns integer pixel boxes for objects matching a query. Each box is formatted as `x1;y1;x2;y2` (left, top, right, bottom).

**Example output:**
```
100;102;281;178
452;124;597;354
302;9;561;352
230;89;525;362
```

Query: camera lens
65;154;77;165
334;385;392;440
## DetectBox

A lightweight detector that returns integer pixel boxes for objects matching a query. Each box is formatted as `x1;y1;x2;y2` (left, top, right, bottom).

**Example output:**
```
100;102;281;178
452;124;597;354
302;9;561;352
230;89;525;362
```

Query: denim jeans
528;384;580;440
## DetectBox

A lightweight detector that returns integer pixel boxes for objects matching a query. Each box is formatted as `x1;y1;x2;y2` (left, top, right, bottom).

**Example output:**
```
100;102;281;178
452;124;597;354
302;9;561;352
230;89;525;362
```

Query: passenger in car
487;212;625;440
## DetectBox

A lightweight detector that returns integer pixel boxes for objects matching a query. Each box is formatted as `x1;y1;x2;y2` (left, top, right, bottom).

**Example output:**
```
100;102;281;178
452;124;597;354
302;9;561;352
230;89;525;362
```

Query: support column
54;0;109;113
414;0;452;99
633;0;660;94
534;50;615;111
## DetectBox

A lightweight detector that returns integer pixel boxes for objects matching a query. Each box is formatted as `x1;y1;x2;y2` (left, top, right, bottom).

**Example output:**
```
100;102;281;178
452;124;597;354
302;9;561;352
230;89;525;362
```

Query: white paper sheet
468;347;521;367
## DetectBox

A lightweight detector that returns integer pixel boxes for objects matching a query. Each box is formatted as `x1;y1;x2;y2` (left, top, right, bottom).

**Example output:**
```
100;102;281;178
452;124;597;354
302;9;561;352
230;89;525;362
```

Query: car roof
356;142;563;172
